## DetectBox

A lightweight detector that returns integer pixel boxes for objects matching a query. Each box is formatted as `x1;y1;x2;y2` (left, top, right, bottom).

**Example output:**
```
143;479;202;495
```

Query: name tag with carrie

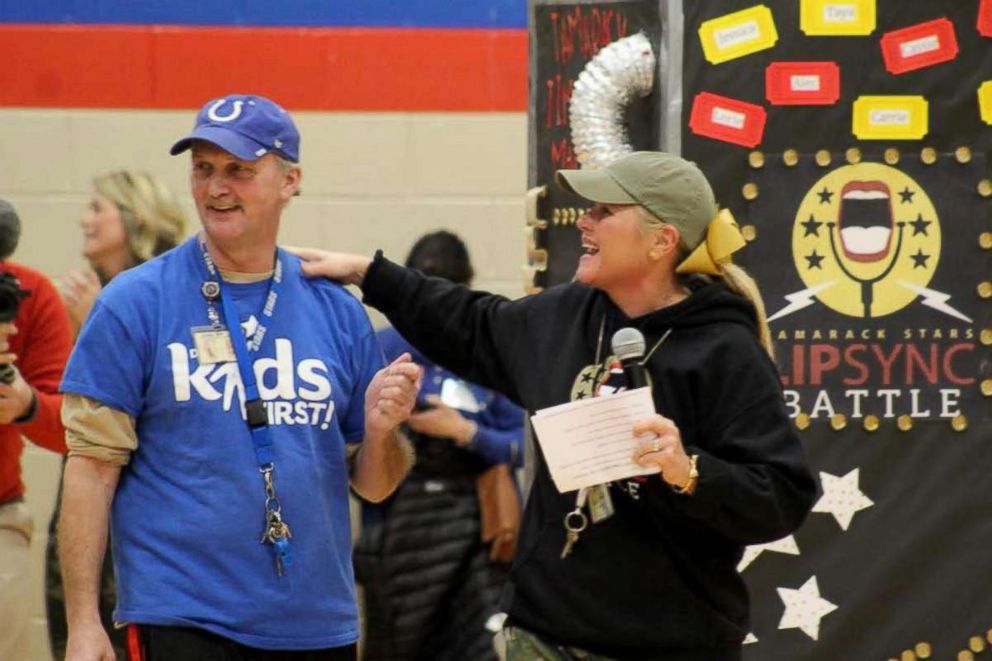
192;326;236;364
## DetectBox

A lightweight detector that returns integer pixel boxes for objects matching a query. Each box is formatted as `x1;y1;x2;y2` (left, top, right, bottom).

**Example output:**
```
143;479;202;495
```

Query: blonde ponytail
712;263;774;360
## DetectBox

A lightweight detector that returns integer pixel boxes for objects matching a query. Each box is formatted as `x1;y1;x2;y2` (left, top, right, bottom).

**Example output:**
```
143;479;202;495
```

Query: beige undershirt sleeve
62;393;138;466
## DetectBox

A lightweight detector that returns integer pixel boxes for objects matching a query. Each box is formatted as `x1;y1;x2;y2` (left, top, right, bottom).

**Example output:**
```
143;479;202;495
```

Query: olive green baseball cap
556;151;717;250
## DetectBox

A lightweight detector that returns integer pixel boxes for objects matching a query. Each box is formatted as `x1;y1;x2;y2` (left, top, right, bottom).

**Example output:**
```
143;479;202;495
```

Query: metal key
560;509;588;559
261;515;293;576
261;513;292;545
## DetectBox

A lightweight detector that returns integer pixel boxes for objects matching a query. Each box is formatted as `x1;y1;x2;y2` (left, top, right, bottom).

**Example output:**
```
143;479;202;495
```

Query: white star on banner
738;535;800;572
812;468;873;530
777;575;837;641
743;633;758;644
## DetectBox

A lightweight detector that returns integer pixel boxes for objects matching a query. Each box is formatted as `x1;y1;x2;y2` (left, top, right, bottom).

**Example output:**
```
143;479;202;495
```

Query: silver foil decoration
569;32;656;169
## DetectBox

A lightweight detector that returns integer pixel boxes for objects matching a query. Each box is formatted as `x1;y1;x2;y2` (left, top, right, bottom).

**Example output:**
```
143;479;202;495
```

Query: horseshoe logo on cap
207;99;244;123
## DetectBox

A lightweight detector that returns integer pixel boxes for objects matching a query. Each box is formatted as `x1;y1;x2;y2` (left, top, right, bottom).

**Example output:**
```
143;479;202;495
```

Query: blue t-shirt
61;237;383;650
378;326;523;468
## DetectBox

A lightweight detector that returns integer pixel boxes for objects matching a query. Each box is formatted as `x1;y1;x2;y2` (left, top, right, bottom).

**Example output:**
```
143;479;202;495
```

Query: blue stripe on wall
0;0;527;28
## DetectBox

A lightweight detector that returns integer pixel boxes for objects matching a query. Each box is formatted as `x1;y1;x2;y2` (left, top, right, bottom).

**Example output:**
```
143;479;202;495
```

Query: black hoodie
362;255;816;660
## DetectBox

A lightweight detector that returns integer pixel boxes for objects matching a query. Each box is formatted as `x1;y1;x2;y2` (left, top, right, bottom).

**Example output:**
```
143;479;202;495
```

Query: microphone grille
611;327;645;361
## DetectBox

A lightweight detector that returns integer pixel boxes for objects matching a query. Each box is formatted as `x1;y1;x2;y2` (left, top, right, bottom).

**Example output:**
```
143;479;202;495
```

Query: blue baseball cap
170;94;300;163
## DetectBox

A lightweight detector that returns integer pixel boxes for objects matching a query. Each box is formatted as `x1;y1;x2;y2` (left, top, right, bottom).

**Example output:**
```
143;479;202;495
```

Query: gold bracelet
674;454;699;495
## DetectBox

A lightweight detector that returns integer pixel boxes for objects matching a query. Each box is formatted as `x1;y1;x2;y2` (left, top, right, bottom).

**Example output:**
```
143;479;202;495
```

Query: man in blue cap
58;94;421;660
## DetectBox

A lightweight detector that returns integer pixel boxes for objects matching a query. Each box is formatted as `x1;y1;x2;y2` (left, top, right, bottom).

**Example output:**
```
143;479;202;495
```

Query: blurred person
46;170;188;660
356;230;524;661
293;152;816;660
58;171;188;335
58;94;420;661
0;199;74;661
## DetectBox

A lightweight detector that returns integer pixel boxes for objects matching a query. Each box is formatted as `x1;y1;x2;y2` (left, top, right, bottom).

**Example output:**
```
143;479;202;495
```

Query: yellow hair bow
676;209;746;276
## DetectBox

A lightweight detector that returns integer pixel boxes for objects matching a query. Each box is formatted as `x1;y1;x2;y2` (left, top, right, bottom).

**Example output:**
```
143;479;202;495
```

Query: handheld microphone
611;327;647;390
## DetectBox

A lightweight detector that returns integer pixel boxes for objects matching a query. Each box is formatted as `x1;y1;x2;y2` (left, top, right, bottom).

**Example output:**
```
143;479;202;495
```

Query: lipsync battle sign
747;152;989;427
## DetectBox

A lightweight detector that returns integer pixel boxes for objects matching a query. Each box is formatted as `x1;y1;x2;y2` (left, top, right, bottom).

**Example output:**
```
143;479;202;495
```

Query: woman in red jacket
0;198;74;661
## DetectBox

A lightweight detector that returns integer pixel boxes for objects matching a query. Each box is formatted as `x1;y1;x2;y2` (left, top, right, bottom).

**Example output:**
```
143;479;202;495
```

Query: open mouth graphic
838;180;894;263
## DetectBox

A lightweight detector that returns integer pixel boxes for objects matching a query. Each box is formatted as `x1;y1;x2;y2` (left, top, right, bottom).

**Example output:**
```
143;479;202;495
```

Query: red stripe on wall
0;25;527;111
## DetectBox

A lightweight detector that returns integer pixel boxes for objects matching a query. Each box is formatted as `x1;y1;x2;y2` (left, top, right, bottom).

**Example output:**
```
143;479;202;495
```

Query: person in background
58;170;188;334
46;170;188;660
0;199;74;661
293;151;816;660
357;230;524;661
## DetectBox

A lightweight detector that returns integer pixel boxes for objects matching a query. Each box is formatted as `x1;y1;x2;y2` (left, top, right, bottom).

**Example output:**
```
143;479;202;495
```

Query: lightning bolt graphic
896;281;973;322
767;281;837;323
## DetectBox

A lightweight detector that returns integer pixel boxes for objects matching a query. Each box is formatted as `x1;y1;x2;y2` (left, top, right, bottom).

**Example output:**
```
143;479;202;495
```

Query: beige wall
2;107;528;661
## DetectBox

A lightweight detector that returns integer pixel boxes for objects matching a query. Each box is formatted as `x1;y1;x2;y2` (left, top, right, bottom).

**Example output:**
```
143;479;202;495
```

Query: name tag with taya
800;0;876;36
192;326;236;364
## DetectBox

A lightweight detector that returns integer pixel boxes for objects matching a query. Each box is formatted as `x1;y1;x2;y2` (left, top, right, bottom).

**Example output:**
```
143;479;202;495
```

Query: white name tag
192;327;236;365
869;109;911;126
900;35;940;58
714;20;760;49
823;4;857;23
587;483;616;523
791;75;822;92
711;107;747;129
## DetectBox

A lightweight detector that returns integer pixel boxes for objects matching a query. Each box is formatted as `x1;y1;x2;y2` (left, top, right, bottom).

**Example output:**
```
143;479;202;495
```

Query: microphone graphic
611;327;647;390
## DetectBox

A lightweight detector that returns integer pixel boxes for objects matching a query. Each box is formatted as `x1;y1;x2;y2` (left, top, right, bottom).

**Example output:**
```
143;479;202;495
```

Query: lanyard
198;237;293;576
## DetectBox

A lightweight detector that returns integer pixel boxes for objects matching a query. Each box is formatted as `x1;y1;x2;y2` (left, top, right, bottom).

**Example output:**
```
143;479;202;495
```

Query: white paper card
531;387;660;493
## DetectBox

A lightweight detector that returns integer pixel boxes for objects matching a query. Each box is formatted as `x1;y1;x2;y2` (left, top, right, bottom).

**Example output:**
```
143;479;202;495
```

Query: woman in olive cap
293;152;815;660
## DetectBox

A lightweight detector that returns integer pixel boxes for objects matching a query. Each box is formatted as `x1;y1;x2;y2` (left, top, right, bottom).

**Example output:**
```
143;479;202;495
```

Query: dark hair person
292;152;816;660
356;230;524;660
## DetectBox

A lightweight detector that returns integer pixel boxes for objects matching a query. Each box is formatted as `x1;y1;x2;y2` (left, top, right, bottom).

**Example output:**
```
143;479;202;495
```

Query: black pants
127;624;357;661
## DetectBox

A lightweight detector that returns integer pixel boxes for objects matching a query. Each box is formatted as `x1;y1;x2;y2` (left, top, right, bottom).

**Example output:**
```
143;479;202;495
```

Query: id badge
192;326;236;364
587;483;615;524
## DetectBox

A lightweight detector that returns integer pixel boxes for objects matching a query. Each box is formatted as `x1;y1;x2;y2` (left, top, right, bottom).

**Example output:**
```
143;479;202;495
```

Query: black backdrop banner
527;0;664;288
681;1;992;658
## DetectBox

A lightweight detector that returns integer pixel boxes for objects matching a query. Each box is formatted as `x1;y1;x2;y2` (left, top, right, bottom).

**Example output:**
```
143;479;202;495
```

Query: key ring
564;509;588;533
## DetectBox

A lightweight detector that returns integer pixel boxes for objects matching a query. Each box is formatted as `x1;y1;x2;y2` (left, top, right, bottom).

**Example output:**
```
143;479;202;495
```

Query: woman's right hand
58;269;102;336
287;247;373;286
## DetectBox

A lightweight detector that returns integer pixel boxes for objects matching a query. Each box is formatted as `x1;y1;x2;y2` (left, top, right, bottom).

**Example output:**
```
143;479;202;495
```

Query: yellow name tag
801;0;876;36
698;5;778;65
980;81;992;125
852;95;929;140
192;327;236;365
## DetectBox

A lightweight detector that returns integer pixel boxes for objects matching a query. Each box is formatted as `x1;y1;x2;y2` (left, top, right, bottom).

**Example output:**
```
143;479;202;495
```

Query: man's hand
287;247;373;287
407;395;477;445
58;269;102;335
0;322;34;424
365;353;422;442
351;354;421;502
65;622;116;661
